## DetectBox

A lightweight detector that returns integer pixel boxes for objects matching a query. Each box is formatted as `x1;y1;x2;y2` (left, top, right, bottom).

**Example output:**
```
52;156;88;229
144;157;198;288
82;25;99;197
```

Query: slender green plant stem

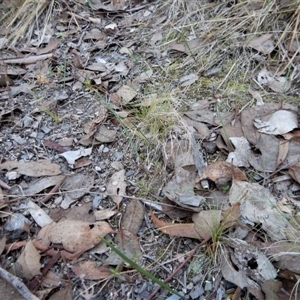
100;236;184;299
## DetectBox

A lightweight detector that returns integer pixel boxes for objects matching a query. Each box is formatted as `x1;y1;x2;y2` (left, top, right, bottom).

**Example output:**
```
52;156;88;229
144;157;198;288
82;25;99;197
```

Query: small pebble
41;126;51;134
12;135;26;145
37;132;45;140
4;141;12;147
114;151;123;159
61;124;71;131
92;195;103;208
125;170;135;177
111;161;123;170
189;284;204;299
23;116;34;127
102;147;109;153
6;171;19;180
204;281;212;291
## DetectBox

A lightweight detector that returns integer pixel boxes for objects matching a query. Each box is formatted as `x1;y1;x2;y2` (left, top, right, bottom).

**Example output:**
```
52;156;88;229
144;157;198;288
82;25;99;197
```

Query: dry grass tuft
5;0;55;46
5;0;300;159
152;0;300;94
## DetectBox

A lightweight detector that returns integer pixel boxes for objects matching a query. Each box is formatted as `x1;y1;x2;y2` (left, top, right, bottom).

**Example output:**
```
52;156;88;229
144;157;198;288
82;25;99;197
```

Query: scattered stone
36;132;45;140
111;161;123;170
125;170;135;177
114;151;123;159
41;126;51;133
189;284;204;299
102;147;109;153
204;281;212;291
23;116;34;127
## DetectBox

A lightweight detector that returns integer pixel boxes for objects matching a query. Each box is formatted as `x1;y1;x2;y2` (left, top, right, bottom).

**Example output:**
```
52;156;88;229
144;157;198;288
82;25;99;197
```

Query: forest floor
1;0;300;299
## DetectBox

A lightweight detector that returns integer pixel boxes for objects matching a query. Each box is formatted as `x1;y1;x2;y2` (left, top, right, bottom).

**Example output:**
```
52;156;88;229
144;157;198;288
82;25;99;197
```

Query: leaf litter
1;0;300;299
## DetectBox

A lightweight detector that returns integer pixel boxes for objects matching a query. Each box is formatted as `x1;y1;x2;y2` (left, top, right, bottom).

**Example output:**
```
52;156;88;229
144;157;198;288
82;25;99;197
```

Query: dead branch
0;266;40;300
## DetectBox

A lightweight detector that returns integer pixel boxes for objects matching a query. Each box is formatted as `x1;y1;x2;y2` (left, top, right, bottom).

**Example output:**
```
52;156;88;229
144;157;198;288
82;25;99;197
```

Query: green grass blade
100;236;184;299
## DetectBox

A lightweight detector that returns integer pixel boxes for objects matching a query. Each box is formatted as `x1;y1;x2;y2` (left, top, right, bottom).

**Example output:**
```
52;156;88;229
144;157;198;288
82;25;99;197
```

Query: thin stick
0;179;11;190
41;175;66;204
0;266;39;300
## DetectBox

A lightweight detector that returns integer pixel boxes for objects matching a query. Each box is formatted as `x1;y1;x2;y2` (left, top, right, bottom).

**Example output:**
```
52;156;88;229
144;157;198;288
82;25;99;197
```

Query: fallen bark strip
0;266;40;300
4;53;53;64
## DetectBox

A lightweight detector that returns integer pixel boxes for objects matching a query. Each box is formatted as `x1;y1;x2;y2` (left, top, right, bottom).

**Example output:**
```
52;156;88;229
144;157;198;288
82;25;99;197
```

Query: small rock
102;147;109;153
192;273;204;284
114;151;123;159
36;132;45;140
92;195;103;208
189;284;204;299
11;135;26;145
186;282;194;290
20;152;34;160
4;141;12;147
111;161;123;171
217;286;225;300
54;196;63;205
23;116;34;127
125;170;135;177
41;126;51;134
61;124;71;131
6;171;20;180
204;281;212;291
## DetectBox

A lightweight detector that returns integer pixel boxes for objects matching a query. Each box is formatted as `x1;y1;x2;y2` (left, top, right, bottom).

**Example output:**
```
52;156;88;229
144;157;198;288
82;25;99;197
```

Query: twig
41;175;66;203
0;179;11;190
28;251;61;291
4;53;53;64
146;237;210;300
0;266;39;300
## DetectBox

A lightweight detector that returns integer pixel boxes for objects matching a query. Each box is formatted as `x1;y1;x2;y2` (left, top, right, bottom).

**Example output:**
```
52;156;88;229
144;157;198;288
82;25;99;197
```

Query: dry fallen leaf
59;147;92;165
0;236;6;256
264;241;300;275
0;160;61;177
94;125;117;143
48;220;114;252
229;180;299;241
221;242;275;300
61;173;94;200
247;33;274;54
23;174;66;196
121;200;144;235
105;169;127;208
226;137;252;167
94;210;118;221
220;201;241;230
257;68;291;93
16;240;41;280
169;38;201;55
179;73;199;87
277;138;289;166
151;211;201;239
289;161;300;184
47;282;73;300
26;200;54;227
72;262;111;280
248;133;280;172
44;140;69;153
116;85;137;104
192;210;222;240
254;110;298;135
